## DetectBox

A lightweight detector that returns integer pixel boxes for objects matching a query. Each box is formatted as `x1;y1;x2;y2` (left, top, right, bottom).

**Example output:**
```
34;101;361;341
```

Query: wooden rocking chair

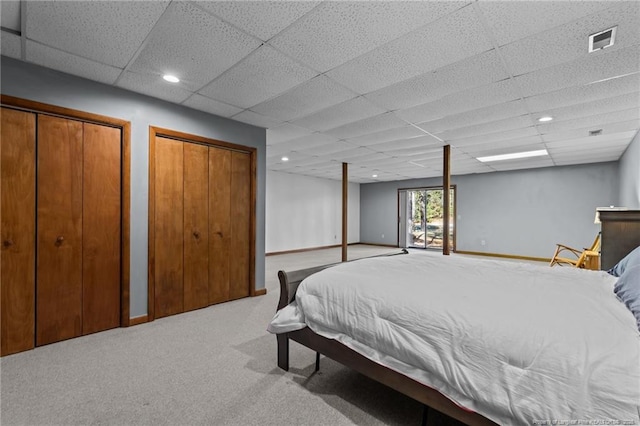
549;234;601;269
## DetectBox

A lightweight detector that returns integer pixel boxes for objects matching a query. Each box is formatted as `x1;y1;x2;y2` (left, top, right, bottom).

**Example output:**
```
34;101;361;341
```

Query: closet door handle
2;239;13;248
55;236;65;246
193;231;200;239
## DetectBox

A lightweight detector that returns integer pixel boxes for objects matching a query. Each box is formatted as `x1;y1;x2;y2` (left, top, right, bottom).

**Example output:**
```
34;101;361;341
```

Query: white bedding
268;252;640;425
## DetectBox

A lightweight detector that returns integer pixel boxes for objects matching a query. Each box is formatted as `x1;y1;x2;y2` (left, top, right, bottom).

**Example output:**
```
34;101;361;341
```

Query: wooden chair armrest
554;244;582;256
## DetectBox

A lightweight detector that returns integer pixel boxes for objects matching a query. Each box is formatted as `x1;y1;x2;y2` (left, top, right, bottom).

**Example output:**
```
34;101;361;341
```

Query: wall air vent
589;27;617;53
589;129;603;136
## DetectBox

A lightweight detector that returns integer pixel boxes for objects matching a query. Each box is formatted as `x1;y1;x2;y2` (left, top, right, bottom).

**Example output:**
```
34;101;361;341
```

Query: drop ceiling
1;0;639;183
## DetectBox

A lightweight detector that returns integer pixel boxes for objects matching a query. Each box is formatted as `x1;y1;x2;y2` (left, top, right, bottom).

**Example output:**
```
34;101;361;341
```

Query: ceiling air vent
589;27;617;53
589;129;603;136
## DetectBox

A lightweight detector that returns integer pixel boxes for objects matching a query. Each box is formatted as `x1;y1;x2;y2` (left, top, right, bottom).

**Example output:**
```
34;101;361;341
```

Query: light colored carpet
1;245;443;426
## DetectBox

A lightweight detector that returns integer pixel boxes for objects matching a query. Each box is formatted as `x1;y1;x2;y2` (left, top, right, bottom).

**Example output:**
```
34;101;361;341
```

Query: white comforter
269;252;640;425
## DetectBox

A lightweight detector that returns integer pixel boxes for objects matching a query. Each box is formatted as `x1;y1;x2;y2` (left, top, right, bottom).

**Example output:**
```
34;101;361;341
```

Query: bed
268;250;640;425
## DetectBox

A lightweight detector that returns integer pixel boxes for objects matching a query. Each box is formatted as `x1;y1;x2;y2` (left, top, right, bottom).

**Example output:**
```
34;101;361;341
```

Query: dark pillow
614;264;640;331
608;245;640;277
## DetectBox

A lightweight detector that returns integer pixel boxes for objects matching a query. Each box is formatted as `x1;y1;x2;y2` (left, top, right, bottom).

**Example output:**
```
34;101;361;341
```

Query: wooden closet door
1;108;36;355
155;137;184;318
229;151;251;300
37;115;83;346
209;147;231;304
82;123;121;335
183;143;209;312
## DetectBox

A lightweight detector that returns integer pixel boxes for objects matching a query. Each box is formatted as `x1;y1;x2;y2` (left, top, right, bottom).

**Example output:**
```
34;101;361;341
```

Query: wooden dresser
598;209;640;270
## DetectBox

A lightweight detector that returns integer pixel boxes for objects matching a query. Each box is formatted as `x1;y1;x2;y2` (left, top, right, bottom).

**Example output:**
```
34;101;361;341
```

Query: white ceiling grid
1;0;639;183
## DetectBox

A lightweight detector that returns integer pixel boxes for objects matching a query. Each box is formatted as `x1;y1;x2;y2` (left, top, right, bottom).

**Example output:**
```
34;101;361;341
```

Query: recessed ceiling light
372;174;378;178
538;116;553;122
163;74;180;83
477;149;548;163
281;156;289;162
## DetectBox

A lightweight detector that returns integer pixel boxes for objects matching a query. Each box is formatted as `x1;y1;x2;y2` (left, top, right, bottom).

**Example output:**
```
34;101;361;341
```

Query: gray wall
1;57;266;318
361;162;618;258
619;130;640;209
266;170;360;253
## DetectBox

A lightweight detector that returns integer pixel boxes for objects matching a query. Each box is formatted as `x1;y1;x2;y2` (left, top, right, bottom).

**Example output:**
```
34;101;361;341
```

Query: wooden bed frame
275;250;497;426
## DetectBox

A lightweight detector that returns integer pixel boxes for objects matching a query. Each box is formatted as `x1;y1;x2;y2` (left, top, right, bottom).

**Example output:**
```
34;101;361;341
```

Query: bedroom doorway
398;186;455;251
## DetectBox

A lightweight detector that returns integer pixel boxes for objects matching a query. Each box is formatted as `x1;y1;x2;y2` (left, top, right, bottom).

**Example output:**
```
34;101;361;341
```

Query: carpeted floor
1;245;465;426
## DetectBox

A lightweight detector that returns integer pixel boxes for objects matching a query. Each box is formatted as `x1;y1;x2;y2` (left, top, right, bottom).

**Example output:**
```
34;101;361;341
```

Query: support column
443;145;451;256
342;162;348;262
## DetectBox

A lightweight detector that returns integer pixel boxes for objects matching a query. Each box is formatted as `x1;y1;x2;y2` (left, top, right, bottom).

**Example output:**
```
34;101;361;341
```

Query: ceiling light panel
476;1;613;47
291;97;387;132
489;157;554;172
461;136;544;155
26;41;122;85
1;32;22;59
116;71;192;103
129;2;261;91
26;1;171;68
194;1;319;41
326;5;493;94
525;72;640;112
395;79;522;124
198;45;317;109
182;94;243;118
499;4;638;77
250;75;355;122
269;1;465;73
325;112;407;140
514;45;640;98
364;50;510;111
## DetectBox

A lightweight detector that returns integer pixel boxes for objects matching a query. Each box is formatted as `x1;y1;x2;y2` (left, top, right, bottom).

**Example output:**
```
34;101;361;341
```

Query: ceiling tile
346;126;425;147
548;136;632;152
267;123;314;145
459;136;543;155
367;135;443;153
531;92;640;124
250;75;355;121
438;115;534;141
541;119;640;142
541;131;636;149
449;126;540;147
552;150;623;166
418;100;528;134
525;73;640;113
499;2;640;76
194;1;319;41
129;2;261;91
26;41;122;85
291;97;387;132
26;1;170;68
364;49;509;111
198;45;317;109
294;141;359;157
514;45;640;98
270;1;467;72
536;107;640;134
326;4;493;94
468;142;547;160
116;70;192;103
325;112;407;140
182;94;243;118
1;1;20;32
230;110;284;129
396;79;522;123
476;1;614;47
1;31;21;59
